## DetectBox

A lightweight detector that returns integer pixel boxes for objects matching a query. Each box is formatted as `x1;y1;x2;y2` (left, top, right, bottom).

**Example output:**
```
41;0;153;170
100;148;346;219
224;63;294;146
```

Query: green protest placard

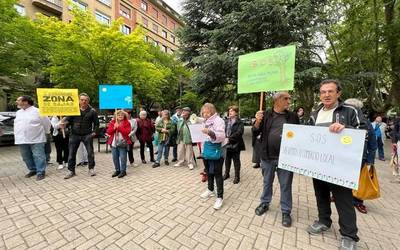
238;45;296;93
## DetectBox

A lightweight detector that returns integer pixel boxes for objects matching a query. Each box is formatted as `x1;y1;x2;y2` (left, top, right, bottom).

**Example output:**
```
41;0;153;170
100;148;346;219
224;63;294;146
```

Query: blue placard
99;85;133;109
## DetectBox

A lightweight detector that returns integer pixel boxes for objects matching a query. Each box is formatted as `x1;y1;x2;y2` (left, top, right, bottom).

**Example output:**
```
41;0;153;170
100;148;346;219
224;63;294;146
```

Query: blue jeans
376;137;384;159
19;143;46;175
260;159;293;214
172;144;178;160
111;146;127;172
156;142;170;163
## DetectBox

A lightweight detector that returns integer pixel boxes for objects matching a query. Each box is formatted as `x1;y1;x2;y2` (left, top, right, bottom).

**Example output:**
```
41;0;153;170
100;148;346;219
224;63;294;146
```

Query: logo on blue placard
99;85;133;109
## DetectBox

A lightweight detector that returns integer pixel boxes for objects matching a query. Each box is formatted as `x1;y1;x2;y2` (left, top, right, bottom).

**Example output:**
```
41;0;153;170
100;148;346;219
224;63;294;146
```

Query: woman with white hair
344;98;377;214
136;110;155;164
199;103;226;210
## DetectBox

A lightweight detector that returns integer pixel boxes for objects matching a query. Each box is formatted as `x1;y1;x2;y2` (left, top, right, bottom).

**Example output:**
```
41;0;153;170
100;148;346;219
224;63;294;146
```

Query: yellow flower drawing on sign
286;131;294;139
341;136;352;145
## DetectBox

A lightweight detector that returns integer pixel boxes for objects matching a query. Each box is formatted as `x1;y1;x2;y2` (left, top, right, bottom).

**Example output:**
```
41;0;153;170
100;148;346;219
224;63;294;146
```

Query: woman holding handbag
106;110;132;178
199;103;226;210
223;105;245;184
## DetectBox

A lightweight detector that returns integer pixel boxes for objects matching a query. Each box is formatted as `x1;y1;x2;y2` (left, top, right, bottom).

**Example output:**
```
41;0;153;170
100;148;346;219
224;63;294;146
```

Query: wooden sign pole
259;92;265;111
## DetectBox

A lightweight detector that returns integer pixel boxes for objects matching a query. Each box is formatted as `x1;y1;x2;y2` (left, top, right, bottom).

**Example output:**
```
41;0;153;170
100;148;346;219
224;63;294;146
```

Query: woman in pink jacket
199;103;226;210
106;110;132;178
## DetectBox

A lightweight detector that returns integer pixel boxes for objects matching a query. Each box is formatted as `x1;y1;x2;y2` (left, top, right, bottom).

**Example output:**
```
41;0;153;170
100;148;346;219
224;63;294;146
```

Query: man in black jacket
61;93;99;179
307;79;367;250
252;92;299;227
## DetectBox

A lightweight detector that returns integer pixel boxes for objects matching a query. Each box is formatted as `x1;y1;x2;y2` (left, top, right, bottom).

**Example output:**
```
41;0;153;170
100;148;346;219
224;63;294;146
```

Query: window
161;30;167;39
71;0;87;10
152;24;158;33
162;45;168;53
153;40;158;47
142;17;148;27
152;8;158;19
121;25;131;35
95;11;111;25
144;36;150;42
162;15;167;25
97;0;111;7
171;21;176;30
119;5;131;19
14;4;25;16
141;0;148;11
171;35;175;43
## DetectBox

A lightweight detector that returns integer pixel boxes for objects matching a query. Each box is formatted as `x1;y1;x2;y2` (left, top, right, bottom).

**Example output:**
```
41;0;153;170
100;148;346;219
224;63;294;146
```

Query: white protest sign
278;124;366;189
188;124;208;143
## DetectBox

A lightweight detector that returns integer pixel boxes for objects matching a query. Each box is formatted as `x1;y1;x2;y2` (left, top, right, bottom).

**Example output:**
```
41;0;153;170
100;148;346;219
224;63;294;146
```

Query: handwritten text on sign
278;124;366;189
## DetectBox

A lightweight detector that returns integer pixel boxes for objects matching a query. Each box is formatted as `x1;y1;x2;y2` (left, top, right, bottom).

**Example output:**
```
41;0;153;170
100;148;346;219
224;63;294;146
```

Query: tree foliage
177;0;328;110
0;0;48;100
320;0;400;114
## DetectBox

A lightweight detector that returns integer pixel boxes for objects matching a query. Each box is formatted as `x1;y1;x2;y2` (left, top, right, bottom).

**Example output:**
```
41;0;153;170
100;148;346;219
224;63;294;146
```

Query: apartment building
15;0;183;53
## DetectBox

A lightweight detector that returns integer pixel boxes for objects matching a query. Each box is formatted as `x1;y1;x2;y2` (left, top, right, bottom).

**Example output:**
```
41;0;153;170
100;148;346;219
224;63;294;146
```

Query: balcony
32;0;63;16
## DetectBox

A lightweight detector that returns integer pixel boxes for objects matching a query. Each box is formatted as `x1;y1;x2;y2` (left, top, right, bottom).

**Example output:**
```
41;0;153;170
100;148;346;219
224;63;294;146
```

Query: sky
163;0;184;14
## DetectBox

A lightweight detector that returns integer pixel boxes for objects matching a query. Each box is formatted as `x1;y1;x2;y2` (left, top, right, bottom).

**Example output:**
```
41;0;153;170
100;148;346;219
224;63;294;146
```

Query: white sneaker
213;198;223;210
130;163;139;167
89;169;96;176
57;164;64;170
188;164;194;170
173;163;181;167
200;189;215;199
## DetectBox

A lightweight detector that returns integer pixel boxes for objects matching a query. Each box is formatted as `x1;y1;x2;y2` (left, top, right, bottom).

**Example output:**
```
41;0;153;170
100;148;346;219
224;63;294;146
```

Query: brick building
15;0;183;53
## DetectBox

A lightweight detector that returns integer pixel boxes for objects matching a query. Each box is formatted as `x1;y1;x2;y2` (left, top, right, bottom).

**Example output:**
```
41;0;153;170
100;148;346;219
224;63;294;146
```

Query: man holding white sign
307;80;367;250
252;92;299;227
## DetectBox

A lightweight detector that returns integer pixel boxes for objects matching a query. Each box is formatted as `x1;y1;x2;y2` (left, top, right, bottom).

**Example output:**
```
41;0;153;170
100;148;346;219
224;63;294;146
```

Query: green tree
177;0;328;110
0;0;48;103
36;8;168;108
322;0;400;113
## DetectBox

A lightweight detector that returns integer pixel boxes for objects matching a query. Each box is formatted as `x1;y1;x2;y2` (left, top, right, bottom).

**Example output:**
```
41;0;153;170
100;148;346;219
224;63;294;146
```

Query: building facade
15;0;183;53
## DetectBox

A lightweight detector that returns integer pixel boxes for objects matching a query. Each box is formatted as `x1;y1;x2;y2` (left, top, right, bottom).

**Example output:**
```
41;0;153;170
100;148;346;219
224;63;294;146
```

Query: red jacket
106;119;132;145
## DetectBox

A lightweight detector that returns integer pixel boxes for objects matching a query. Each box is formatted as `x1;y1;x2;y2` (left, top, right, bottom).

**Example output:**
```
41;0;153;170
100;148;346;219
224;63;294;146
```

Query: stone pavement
0;127;399;250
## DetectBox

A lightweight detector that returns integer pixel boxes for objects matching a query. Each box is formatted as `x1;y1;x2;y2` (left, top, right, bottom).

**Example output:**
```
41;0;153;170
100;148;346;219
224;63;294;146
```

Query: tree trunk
384;0;400;106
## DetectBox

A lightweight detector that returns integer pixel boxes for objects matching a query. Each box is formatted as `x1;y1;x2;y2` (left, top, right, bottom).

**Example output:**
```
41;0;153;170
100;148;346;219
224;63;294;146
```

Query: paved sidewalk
0;128;399;249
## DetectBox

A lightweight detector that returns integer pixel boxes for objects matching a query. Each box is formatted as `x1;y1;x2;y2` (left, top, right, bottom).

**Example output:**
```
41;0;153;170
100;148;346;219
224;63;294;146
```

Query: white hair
273;91;289;102
139;110;147;117
344;98;363;109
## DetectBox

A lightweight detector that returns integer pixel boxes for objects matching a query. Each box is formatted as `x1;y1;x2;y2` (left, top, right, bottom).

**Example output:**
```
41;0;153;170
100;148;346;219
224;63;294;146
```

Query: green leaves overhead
178;0;327;107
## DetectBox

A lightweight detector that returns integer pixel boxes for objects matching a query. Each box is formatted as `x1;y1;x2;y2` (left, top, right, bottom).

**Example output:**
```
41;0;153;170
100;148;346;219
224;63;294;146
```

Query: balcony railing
32;0;63;15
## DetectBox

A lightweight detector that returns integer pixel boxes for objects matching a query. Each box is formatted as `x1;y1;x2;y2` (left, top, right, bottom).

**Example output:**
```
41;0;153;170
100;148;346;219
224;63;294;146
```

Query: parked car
0;113;16;146
240;117;253;126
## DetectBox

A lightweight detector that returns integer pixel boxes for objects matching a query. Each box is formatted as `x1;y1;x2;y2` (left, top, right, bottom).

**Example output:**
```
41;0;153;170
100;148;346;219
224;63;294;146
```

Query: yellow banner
36;88;80;116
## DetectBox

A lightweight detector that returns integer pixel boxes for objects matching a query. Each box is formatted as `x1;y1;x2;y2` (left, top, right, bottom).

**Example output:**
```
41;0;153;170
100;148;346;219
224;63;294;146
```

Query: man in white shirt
14;96;51;181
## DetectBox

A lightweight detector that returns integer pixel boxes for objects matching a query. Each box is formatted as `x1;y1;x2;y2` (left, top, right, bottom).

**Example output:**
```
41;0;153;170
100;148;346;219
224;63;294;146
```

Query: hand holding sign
329;123;345;133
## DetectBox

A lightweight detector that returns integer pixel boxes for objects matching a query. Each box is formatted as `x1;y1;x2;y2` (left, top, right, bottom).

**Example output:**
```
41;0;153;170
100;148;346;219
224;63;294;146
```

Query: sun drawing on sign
286;131;294;139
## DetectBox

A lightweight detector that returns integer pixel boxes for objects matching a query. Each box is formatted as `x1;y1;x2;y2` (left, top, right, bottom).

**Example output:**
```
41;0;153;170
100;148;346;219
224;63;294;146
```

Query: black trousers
204;157;224;198
53;134;69;164
68;134;95;172
139;140;154;161
127;143;135;164
252;139;262;164
224;150;241;178
313;178;359;241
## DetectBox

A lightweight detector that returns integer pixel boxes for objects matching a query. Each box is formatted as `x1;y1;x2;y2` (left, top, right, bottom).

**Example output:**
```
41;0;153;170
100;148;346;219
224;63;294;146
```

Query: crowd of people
12;79;400;250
